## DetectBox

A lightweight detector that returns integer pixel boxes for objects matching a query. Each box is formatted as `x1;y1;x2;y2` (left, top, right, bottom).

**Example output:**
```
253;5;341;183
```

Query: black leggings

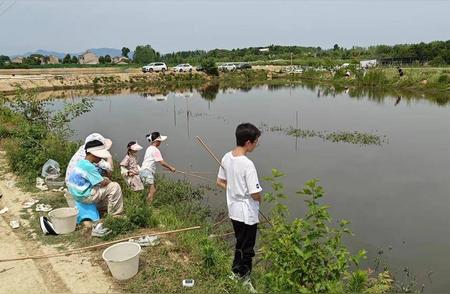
231;219;257;277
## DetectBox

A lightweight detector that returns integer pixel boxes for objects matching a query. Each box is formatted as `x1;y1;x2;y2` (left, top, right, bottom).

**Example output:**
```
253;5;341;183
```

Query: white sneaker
91;223;111;237
129;235;160;247
242;277;257;293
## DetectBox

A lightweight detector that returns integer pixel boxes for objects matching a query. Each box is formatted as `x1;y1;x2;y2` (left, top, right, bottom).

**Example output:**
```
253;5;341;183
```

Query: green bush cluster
200;59;219;76
153;175;203;206
103;190;158;237
0;89;91;185
359;69;389;87
260;169;394;293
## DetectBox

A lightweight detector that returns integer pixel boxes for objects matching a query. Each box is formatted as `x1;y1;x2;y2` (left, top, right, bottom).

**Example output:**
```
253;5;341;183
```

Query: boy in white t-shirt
217;123;262;292
140;131;176;203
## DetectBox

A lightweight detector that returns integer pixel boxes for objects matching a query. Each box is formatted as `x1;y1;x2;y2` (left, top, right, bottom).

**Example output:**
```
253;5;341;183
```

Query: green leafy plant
260;169;367;293
200;58;219;76
153;175;203;207
1;89;92;184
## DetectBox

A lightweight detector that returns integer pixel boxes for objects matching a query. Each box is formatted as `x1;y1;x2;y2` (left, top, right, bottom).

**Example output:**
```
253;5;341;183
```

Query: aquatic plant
260;123;387;146
325;131;384;146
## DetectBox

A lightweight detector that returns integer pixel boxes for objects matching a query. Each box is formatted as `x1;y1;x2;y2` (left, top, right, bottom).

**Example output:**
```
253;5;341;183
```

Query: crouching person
67;139;124;217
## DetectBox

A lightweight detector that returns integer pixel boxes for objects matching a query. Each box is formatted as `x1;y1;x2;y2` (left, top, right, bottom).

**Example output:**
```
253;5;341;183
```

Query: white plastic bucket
48;207;78;234
102;242;141;280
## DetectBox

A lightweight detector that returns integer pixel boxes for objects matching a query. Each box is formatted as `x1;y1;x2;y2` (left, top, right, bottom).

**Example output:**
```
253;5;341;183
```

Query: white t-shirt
141;145;163;174
217;151;262;225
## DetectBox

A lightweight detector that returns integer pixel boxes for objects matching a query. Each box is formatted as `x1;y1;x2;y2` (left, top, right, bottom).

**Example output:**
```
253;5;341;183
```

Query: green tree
23;54;43;65
71;56;78;64
133;45;159;64
121;47;130;58
430;56;446;66
333;44;340;51
200;58;218;76
0;55;10;66
99;56;105;64
63;54;72;64
104;55;112;63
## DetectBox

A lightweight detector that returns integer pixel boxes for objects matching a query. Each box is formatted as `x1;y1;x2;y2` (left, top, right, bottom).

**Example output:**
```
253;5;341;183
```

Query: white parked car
218;63;237;71
142;62;168;73
173;64;193;72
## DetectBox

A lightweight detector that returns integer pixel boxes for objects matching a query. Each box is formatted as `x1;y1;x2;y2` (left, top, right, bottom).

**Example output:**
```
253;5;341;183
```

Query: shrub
429;56;446;67
103;190;158;237
200;58;219;76
0;88;92;185
153;175;203;207
360;69;389;86
200;238;227;274
103;167;158;237
260;169;368;293
437;74;448;84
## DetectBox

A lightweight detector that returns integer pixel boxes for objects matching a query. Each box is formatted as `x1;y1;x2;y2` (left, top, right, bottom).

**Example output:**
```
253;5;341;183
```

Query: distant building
379;57;416;66
259;48;270;52
47;55;60;64
11;56;24;64
360;59;377;68
78;50;99;64
112;56;129;65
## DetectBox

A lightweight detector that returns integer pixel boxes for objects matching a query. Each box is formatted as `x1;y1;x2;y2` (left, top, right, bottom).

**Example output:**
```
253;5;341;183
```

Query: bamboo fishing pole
195;136;273;226
0;226;201;263
161;170;214;182
175;170;214;182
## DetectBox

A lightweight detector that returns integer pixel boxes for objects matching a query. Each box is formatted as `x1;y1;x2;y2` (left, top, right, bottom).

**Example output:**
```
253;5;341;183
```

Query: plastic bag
41;159;61;180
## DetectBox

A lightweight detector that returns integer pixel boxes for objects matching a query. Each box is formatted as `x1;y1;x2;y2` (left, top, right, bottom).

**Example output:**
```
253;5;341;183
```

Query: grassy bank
296;67;450;94
0;89;251;292
1;67;448;100
0;90;425;293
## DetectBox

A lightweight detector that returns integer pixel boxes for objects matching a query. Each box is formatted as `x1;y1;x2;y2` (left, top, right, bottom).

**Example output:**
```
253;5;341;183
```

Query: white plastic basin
102;242;141;280
48;207;78;234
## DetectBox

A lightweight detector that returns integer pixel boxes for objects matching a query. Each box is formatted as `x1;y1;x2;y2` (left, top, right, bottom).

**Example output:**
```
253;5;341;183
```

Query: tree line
1;40;449;67
134;40;450;66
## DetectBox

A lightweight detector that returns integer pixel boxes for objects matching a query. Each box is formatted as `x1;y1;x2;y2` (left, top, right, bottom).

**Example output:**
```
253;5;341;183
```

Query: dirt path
0;150;117;293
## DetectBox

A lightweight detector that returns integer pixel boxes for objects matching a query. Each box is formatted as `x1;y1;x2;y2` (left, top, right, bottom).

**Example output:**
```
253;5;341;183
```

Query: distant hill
10;48;127;59
87;48;123;58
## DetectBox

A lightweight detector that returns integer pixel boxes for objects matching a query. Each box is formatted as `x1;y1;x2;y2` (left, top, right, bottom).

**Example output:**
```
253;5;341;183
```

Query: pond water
60;84;449;291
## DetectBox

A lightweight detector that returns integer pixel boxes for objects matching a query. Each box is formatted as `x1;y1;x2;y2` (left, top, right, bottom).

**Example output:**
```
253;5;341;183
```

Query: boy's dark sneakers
39;216;58;235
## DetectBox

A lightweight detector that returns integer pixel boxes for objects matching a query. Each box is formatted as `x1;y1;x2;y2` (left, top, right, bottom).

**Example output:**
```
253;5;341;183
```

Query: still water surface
61;85;449;291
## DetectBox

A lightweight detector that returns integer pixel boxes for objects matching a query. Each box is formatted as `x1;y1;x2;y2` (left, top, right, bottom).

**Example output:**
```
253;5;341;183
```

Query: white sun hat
84;133;112;150
85;143;112;159
154;135;167;142
130;142;143;151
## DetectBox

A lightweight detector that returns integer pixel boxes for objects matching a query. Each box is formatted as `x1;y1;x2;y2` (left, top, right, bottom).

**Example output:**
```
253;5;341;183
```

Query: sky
0;0;449;55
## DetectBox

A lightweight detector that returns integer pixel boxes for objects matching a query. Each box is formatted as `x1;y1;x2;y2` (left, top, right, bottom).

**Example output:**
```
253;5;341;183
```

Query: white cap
84;133;112;150
154;135;167;142
130;142;143;151
85;145;111;159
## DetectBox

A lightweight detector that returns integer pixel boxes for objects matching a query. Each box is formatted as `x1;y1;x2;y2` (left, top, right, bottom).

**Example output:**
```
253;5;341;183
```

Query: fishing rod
195;136;273;226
